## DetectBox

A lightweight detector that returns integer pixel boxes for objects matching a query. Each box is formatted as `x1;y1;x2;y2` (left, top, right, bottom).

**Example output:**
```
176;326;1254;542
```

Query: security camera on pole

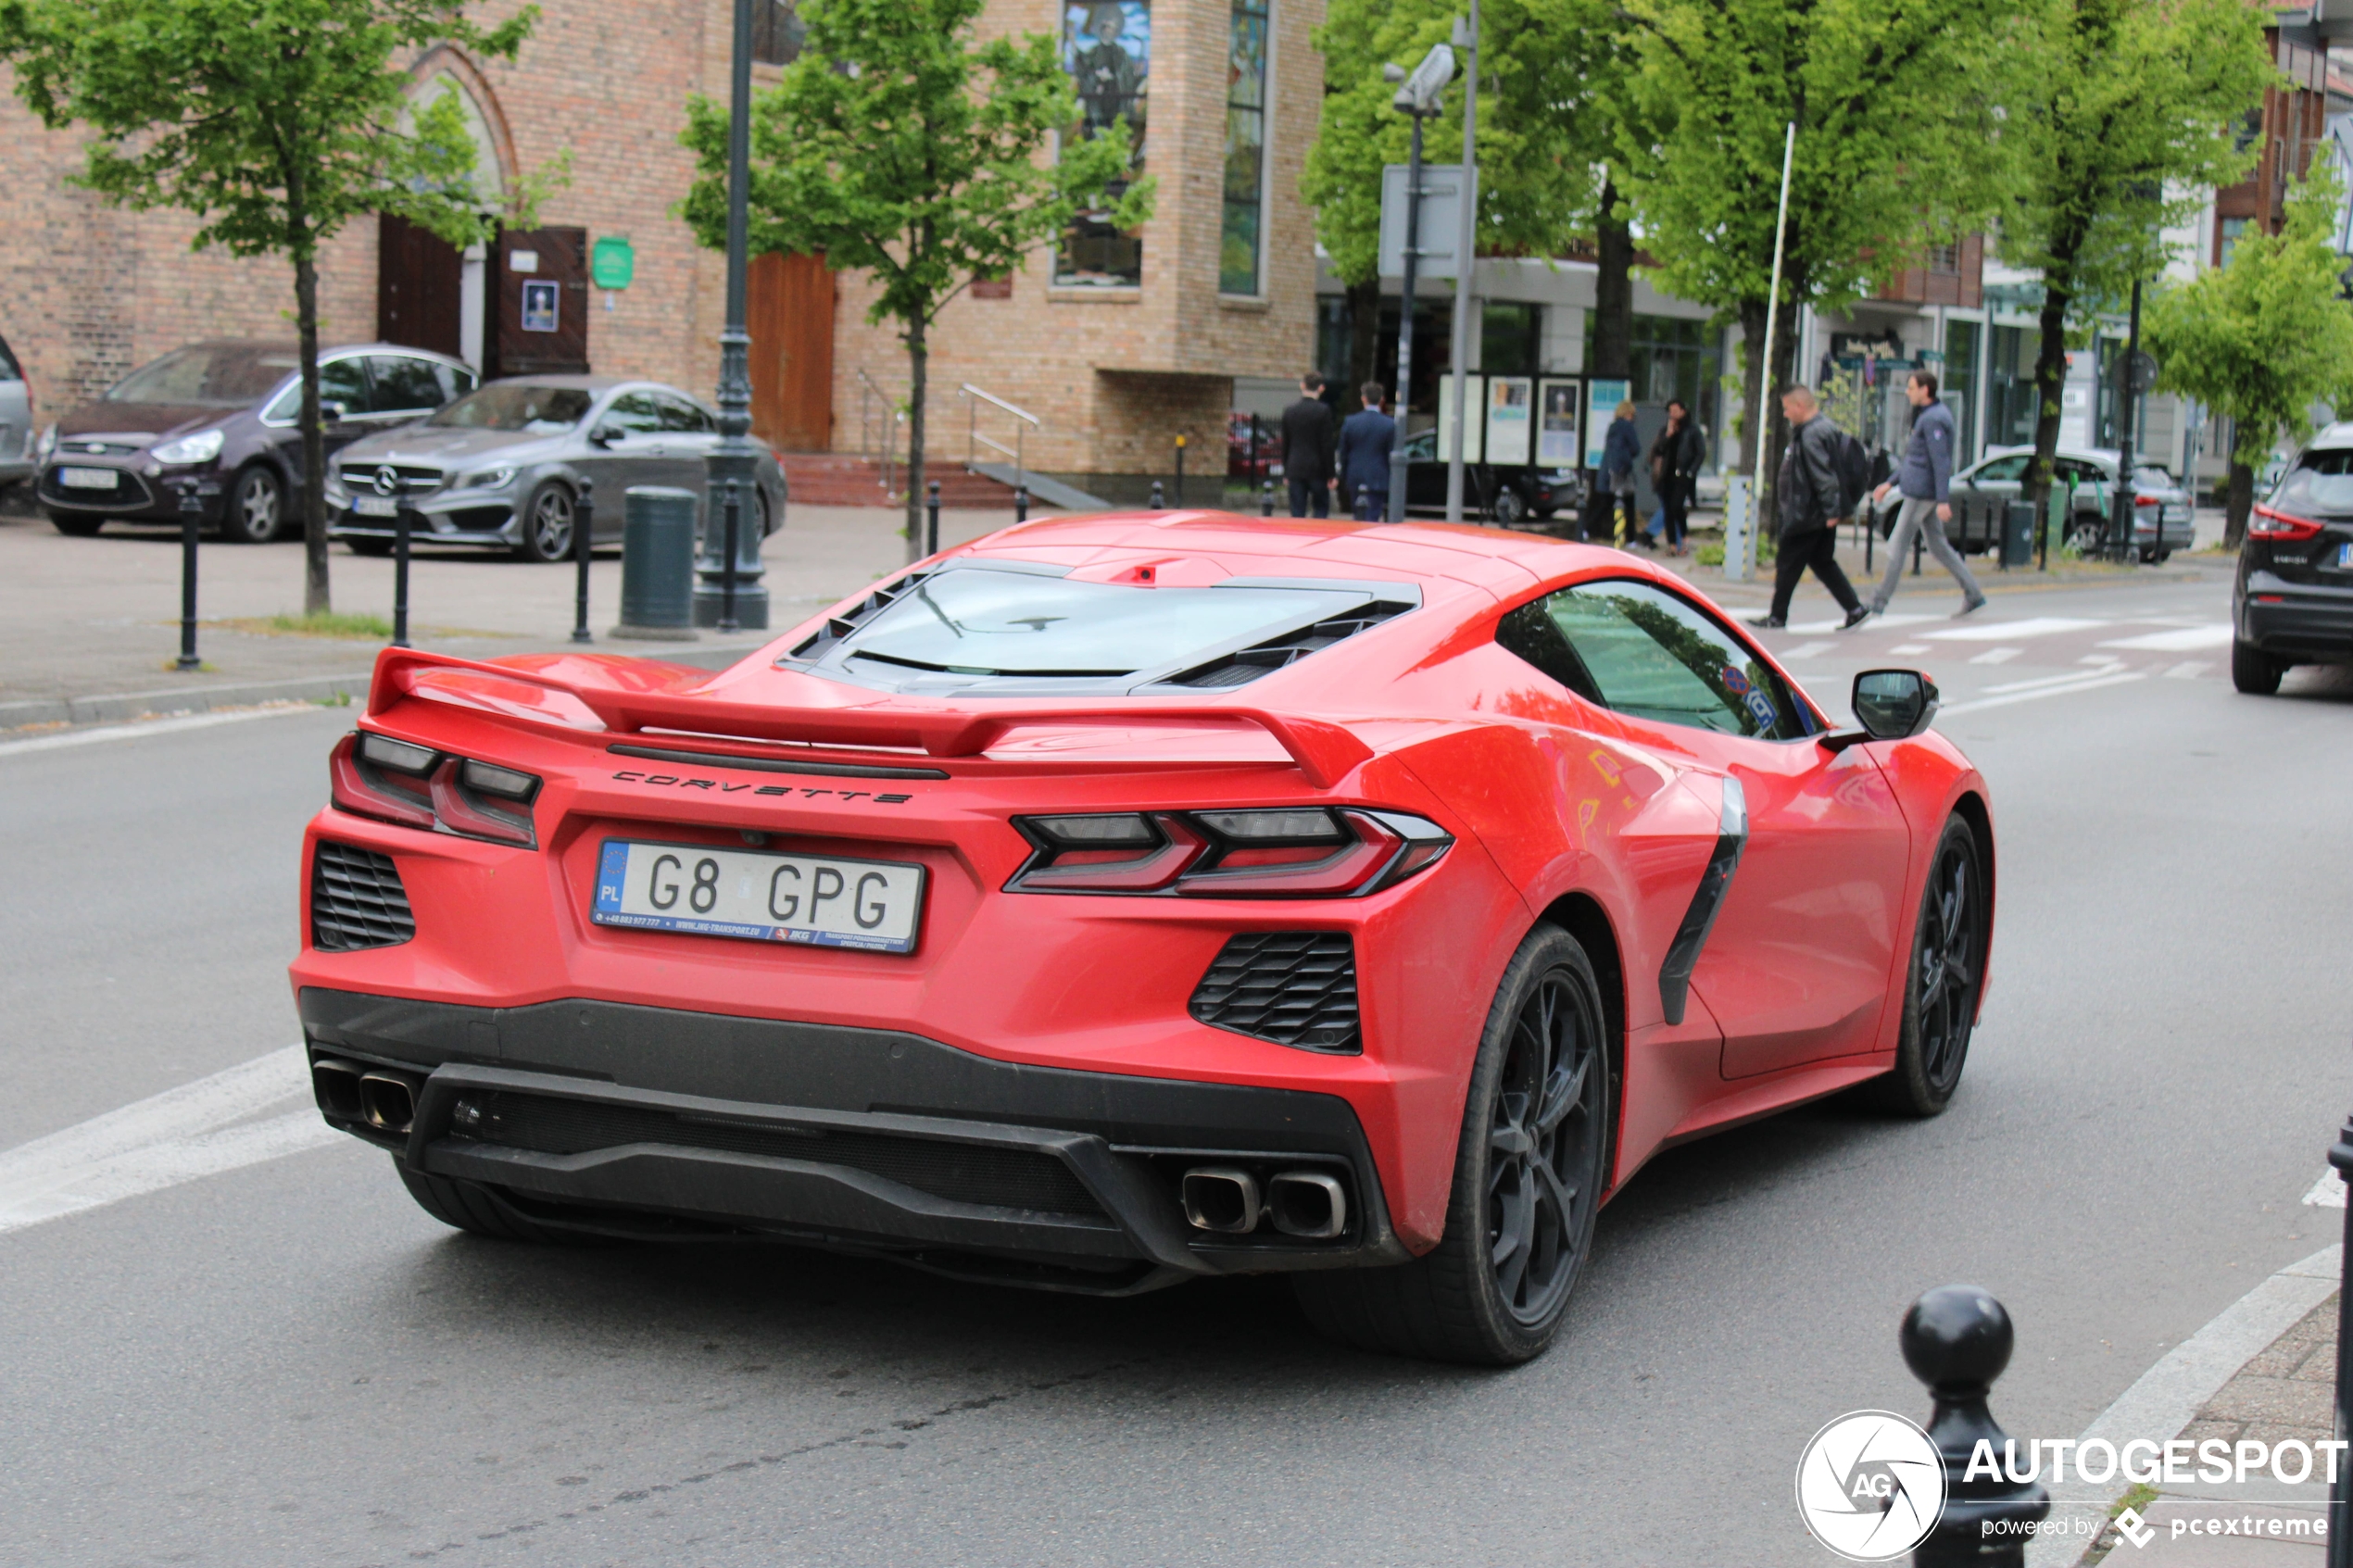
1382;44;1456;524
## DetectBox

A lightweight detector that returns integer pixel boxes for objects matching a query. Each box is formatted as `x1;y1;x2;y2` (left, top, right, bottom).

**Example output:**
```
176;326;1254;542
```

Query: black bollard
1262;479;1275;517
1903;1286;2049;1566
2328;1119;2353;1568
1014;484;1028;523
1913;524;1924;577
572;480;595;644
391;479;412;649
719;477;742;633
175;481;202;671
1867;512;1876;573
925;481;940;557
1150;481;1164;510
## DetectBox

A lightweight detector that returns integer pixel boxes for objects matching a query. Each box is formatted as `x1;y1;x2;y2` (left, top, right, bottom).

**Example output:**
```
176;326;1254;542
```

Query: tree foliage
2145;170;2353;544
1995;0;2271;520
0;0;536;613
1615;0;2017;528
683;0;1151;562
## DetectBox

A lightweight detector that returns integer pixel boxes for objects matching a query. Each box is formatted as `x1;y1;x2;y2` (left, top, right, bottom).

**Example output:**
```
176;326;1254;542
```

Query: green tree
2145;170;2353;545
1302;0;1619;400
1616;0;2017;531
0;0;537;614
683;0;1151;564
1995;0;2271;526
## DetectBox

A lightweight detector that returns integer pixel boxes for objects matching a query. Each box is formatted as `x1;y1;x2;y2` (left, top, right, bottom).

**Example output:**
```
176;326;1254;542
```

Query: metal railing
958;383;1041;488
857;368;900;496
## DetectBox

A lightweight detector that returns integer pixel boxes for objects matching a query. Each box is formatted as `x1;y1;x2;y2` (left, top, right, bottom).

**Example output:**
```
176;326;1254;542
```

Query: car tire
396;1161;614;1246
346;537;394;557
1866;814;1987;1118
2066;521;2103;555
514;481;575;562
1291;922;1612;1366
220;464;283;544
1491;487;1527;530
46;509;104;536
2231;638;2284;696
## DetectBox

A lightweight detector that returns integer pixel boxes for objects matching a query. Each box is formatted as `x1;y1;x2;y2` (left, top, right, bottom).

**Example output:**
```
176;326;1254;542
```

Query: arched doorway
380;53;516;373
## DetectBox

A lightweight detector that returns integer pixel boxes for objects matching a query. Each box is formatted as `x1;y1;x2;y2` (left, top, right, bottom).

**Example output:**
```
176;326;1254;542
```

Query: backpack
1828;428;1873;520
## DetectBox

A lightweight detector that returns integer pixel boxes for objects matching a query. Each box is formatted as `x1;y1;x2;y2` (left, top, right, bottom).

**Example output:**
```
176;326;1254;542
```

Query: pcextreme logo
1794;1411;1948;1562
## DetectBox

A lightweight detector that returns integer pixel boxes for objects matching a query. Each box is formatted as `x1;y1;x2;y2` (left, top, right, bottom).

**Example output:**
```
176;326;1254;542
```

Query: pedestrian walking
1279;371;1337;519
1337;382;1398;523
1601;400;1642;546
1757;385;1869;630
1647;399;1703;555
1864;370;1987;620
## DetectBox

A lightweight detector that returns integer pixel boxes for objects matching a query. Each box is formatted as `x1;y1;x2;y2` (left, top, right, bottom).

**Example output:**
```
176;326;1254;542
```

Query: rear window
425;383;595;433
0;332;19;382
2132;466;2175;489
107;344;296;405
2272;458;2353;514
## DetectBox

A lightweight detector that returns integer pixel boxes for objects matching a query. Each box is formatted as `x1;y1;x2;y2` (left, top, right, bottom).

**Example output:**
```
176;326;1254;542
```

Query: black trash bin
2002;500;2036;569
611;486;700;642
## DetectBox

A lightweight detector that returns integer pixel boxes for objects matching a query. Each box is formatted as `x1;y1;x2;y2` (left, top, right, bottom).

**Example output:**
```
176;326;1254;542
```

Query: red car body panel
290;511;1991;1269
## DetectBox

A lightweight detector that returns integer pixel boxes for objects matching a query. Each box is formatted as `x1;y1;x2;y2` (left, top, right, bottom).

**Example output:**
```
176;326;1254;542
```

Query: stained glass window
1221;0;1269;295
1057;1;1150;288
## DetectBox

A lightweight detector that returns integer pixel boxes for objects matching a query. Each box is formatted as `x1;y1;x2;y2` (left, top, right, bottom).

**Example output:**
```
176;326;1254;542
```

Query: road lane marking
1792;611;1936;633
1925;616;2108;642
1940;672;2146;715
1969;647;2023;665
1780;641;1836;659
2099;623;2234;652
0;703;317;759
1890;643;1930;654
2302;1168;2345;1208
1984;666;2128;695
2165;660;2212;680
0;1045;341;1236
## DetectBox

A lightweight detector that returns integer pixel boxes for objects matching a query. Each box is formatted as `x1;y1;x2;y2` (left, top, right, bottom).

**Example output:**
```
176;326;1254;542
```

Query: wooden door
377;215;462;358
494;227;590;377
748;251;835;451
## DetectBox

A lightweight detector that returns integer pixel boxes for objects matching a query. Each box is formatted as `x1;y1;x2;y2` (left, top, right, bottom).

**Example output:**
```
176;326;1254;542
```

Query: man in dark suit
1279;372;1337;518
1337;382;1398;522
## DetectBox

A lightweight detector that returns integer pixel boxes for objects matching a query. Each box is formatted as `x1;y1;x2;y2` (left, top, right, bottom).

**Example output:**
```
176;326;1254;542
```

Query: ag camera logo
1795;1410;1947;1562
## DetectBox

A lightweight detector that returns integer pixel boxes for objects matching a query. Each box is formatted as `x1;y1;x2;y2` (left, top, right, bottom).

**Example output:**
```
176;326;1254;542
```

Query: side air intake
1189;932;1360;1053
311;841;415;951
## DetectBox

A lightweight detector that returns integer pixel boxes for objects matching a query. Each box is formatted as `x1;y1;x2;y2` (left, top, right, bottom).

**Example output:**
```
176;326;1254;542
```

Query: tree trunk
295;251;330;616
903;314;928;566
1346;276;1380;405
1591;176;1632;381
2224;425;2257;548
2021;258;2078;538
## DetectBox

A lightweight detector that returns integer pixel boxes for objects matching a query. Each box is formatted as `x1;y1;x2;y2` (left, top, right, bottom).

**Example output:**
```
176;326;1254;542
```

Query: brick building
0;0;1324;503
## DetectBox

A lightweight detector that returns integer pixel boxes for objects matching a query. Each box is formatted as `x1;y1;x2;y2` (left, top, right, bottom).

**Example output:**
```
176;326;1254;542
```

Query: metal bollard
611;485;701;641
391;479;413;649
926;481;941;557
719;477;742;633
1014;485;1028;523
1262;479;1275;517
1174;433;1187;508
1866;513;1875;574
571;479;595;644
175;481;202;671
1913;524;1924;576
1903;1286;2049;1565
1150;481;1164;510
2327;1119;2353;1568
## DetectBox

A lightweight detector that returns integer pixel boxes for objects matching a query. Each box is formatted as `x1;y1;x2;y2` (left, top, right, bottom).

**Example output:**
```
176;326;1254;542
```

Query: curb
2025;1244;2343;1568
0;642;755;734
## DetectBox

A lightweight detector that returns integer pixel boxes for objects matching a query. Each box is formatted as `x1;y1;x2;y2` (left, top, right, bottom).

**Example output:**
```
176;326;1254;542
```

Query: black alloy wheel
516;481;575;562
220;464;283;544
1292;923;1611;1365
1869;815;1987;1117
1491;485;1528;530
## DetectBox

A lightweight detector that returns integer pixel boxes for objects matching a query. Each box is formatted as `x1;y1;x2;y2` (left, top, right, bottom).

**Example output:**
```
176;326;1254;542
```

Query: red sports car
291;512;1992;1365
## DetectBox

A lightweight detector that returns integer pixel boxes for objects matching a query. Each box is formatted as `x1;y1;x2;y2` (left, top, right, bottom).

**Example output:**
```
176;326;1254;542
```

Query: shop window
1057;1;1149;288
1221;0;1270;295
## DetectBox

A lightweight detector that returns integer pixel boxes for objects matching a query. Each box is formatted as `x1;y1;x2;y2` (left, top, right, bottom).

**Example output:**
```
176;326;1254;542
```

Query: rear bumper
2238;573;2353;664
301;986;1408;1293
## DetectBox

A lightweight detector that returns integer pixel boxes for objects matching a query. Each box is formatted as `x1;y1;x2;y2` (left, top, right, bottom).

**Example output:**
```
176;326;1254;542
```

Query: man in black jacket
1761;385;1868;630
1279;372;1337;518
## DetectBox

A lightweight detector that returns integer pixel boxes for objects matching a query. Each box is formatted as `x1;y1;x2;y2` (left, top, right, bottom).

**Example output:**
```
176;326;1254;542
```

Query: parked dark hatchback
36;340;475;542
2234;430;2353;693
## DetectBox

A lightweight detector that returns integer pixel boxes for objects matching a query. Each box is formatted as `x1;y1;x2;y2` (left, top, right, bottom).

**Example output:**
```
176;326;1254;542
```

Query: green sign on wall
590;235;635;290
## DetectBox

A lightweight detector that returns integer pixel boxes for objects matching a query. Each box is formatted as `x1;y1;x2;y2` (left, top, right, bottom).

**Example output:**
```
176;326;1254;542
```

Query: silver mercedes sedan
325;374;787;561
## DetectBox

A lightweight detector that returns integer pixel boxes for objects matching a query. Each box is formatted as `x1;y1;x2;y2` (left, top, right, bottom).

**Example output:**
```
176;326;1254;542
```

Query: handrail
957;383;1041;427
970;431;1019;461
857;368;900;495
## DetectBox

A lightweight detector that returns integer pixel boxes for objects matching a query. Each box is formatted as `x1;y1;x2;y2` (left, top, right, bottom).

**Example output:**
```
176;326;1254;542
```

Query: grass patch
2110;1483;2159;1520
209;611;395;640
1695;542;1726;566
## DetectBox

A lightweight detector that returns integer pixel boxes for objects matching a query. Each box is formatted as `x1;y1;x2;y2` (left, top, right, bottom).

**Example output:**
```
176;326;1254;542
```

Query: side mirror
587;424;620;448
1852;669;1940;740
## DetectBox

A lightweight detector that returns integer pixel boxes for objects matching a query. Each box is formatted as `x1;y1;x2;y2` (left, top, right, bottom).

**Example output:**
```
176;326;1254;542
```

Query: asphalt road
2;570;2347;1567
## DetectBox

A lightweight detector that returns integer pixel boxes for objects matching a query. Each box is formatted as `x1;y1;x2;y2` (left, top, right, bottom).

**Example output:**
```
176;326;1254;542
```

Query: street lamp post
2108;278;2145;564
1385;44;1456;525
698;0;769;630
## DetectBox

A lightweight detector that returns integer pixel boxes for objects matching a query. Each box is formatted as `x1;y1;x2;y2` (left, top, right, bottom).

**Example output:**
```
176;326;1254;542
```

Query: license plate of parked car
352;495;400;518
590;840;925;953
58;467;115;489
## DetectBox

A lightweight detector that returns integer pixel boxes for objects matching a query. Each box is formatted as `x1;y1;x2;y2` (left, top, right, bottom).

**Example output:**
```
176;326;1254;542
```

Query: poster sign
520;280;560;333
1485;377;1532;465
1438;373;1484;463
1585;379;1629;469
590;236;635;290
1537;382;1580;466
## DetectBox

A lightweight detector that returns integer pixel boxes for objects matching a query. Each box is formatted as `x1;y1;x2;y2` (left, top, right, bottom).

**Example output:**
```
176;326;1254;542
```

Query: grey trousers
1870;496;1983;611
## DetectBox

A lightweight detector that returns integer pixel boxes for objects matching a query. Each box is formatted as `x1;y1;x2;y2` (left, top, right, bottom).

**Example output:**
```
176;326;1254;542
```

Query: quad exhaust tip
310;1058;365;1122
357;1072;419;1135
1179;1166;1349;1239
312;1059;422;1136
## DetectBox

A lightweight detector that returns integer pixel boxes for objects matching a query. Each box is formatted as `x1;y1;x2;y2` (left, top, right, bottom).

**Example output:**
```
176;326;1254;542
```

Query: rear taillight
2133;494;2160;508
1008;808;1451;897
2250;504;2324;540
329;732;542;847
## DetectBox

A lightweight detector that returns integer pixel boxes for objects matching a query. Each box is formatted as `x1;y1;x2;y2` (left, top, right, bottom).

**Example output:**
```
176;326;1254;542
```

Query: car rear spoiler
367;647;1376;788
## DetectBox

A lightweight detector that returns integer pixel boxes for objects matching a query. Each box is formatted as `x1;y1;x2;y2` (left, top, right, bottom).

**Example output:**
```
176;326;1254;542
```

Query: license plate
59;466;116;490
591;840;925;953
352;495;399;518
2338;542;2353;569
